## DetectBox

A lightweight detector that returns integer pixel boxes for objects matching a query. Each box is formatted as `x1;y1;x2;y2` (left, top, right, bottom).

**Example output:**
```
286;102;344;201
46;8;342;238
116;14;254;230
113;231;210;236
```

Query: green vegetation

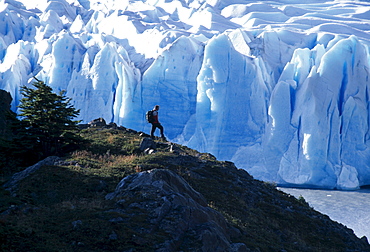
0;80;83;175
17;78;82;157
0;127;367;252
0;127;140;251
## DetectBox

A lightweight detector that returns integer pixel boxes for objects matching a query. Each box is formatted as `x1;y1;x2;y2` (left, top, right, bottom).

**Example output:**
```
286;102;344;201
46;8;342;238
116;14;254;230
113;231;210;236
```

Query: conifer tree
18;78;82;158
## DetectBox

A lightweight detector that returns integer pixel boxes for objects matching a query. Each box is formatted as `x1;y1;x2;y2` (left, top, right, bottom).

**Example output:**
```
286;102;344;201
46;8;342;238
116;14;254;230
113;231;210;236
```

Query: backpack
146;110;154;123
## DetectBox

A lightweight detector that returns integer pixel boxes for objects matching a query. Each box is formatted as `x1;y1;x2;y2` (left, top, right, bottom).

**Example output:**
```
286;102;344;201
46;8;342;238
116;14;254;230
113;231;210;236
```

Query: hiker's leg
158;124;164;138
150;124;156;138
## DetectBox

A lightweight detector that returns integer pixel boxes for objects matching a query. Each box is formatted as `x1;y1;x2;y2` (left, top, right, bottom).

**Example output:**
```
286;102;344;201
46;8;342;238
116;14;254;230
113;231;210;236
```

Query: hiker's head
154;105;160;111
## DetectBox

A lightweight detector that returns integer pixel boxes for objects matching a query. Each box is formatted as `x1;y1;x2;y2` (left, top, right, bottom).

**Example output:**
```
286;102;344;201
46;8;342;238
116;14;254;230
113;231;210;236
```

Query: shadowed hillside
1;125;369;252
0;90;12;138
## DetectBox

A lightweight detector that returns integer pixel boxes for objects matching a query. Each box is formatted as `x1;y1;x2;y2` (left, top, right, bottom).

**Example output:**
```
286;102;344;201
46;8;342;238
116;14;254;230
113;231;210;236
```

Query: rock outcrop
3;156;61;195
88;117;107;127
106;169;248;252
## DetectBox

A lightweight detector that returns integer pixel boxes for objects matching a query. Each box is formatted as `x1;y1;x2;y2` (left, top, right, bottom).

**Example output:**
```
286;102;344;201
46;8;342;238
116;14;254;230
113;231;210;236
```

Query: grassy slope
0;127;369;252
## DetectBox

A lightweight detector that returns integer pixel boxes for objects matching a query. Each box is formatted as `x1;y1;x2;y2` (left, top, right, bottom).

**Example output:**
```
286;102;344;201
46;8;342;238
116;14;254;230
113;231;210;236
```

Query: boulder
3;156;61;195
106;169;247;251
139;137;156;152
88;118;106;127
107;122;117;129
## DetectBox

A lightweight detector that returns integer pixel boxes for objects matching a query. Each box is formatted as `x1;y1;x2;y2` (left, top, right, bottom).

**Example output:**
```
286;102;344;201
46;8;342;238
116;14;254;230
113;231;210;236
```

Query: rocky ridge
1;122;370;251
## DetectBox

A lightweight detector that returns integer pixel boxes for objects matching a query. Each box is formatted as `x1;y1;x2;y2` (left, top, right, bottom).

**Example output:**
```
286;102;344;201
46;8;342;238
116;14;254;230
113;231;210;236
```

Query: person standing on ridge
149;105;165;140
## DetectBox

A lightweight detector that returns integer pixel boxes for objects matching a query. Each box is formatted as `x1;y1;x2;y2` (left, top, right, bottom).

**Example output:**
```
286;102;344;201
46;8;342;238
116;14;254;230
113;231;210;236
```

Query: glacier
1;0;370;190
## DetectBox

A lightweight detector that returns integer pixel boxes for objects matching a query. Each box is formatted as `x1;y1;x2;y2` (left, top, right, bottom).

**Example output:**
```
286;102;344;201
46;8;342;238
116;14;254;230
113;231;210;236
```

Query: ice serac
274;36;370;190
1;0;370;190
230;33;370;190
188;33;270;160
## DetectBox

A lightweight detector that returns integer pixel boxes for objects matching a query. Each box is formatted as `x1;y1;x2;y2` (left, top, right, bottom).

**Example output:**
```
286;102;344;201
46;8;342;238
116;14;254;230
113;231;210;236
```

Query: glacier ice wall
1;0;370;189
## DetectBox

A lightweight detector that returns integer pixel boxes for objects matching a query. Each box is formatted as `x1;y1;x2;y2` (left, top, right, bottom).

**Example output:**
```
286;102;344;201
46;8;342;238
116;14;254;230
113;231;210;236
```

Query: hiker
147;105;165;140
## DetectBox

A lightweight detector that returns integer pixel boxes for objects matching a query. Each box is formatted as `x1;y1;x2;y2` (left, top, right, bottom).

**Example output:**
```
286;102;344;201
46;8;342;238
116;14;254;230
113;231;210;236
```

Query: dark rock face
106;169;248;252
3;156;61;195
0;90;12;137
